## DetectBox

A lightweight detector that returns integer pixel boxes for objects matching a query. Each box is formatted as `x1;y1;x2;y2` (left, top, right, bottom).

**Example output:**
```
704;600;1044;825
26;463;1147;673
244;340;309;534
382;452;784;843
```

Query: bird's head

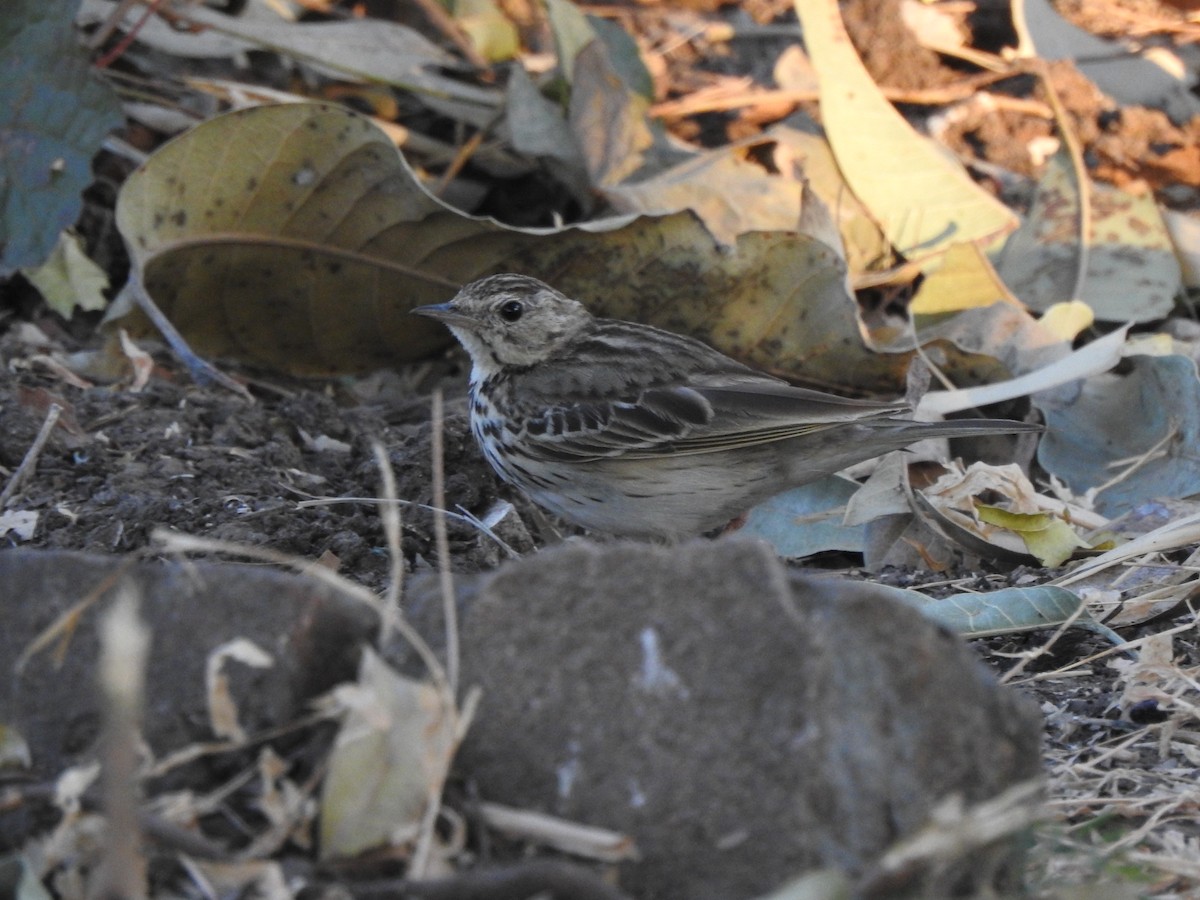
412;274;592;372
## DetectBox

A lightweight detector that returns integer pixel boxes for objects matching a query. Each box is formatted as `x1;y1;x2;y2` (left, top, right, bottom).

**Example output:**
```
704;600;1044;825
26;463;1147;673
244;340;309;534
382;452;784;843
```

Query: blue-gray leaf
0;0;123;275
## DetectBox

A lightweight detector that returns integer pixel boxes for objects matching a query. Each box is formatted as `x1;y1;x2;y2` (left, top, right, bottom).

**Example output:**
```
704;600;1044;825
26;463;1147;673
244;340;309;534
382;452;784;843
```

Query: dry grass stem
1095;421;1179;494
429;389;460;696
294;494;517;555
372;440;404;644
93;585;150;899
863;780;1044;889
1056;512;1200;587
1009;617;1198;686
1000;601;1088;683
16;555;139;672
1028;599;1200;889
150;529;449;691
477;802;641;863
0;401;62;508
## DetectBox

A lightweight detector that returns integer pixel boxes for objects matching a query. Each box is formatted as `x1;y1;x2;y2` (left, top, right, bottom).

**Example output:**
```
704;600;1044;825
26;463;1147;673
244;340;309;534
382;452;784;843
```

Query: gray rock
452;538;1043;899
0;549;379;780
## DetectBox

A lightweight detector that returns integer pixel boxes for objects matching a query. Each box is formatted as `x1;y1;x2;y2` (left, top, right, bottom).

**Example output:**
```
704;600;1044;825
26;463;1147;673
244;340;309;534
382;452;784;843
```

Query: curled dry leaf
600;145;806;248
113;101;1042;393
112;102;909;389
205;638;275;743
553;9;805;247
918;461;1097;566
319;649;459;860
568;39;658;188
116;330;154;393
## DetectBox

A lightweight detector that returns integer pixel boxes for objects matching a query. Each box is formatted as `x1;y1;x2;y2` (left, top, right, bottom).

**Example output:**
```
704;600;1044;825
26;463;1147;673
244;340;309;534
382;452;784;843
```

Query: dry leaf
319;650;458;859
997;149;1181;322
795;0;1017;261
205;639;275;742
112;102;902;389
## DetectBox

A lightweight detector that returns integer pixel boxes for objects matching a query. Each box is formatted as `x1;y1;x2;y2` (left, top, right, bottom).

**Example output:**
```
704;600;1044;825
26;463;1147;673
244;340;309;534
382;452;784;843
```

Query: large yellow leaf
795;0;1017;260
114;102;904;386
114;102;1035;392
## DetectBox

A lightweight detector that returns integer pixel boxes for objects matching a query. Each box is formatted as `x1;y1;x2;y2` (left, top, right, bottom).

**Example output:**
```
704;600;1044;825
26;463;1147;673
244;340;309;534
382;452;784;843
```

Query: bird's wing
515;380;907;462
516;386;710;460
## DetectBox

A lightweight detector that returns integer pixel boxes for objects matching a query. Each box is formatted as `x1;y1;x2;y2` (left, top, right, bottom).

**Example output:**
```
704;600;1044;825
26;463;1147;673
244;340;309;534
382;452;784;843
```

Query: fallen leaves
0;0;122;275
319;649;460;860
8;0;1200;894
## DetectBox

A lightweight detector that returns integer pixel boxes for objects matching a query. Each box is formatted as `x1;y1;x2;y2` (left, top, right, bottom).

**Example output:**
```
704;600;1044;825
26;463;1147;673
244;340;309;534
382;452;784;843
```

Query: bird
412;274;1041;541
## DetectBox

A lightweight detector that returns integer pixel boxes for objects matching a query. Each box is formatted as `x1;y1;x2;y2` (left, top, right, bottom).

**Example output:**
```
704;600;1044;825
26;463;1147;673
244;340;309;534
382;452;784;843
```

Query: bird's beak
411;301;473;328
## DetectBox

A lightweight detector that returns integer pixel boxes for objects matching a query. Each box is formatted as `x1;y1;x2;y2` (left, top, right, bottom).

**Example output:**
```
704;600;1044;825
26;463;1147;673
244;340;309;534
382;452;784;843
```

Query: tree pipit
413;274;1040;541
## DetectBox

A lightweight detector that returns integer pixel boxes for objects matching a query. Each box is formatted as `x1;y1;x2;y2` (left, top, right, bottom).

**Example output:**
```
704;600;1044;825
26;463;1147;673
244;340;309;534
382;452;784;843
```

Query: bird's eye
498;300;524;322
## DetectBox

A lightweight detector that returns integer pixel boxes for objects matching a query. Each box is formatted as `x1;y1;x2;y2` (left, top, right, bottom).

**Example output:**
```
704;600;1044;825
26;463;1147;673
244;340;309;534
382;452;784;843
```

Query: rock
450;539;1043;899
0;549;379;781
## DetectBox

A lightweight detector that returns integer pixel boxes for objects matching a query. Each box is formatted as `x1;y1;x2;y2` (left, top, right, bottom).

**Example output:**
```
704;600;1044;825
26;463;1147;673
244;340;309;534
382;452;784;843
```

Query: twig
409;682;479;880
94;0;167;69
1035;59;1091;304
138;809;230;861
404;0;489;70
0;402;62;508
0;780;229;861
408;392;464;881
476;803;639;862
149;529;449;691
92;585;151;898
87;0;142;49
118;273;253;401
649;70;1039;120
1007;617;1198;686
999;600;1088;684
433;127;488;198
373;441;404;644
429;390;459;696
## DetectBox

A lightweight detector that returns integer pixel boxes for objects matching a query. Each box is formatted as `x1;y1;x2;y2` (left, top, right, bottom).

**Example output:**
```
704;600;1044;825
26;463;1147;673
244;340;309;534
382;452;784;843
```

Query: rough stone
0;549;379;782
451;538;1043;899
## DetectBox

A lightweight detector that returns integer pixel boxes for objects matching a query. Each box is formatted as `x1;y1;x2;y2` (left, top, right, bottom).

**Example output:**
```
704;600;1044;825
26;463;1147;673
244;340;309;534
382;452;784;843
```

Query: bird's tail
883;417;1044;441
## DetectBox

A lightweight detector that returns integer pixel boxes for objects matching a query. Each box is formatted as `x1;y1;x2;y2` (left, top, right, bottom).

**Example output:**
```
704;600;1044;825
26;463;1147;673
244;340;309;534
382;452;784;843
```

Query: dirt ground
3;318;1198;893
0;328;533;582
